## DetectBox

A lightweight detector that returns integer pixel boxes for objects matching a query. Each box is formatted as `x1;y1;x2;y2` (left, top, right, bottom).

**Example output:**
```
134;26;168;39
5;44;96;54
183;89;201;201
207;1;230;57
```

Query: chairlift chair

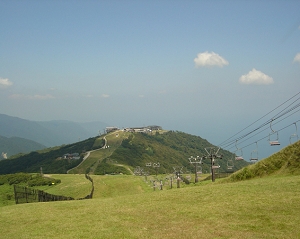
227;159;234;170
289;122;299;144
235;149;244;160
212;159;220;169
250;142;258;163
250;151;258;163
269;119;280;146
269;132;280;146
197;166;203;174
234;140;244;160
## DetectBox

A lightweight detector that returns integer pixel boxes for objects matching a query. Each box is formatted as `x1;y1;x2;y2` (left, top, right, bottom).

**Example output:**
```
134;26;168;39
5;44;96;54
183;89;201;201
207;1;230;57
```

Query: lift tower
204;147;222;182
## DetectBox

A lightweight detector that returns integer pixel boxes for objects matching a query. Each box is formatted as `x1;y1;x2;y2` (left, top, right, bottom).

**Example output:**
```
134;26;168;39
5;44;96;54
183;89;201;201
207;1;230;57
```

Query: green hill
0;129;249;175
0;140;300;238
0;136;104;175
222;140;300;182
0;174;299;238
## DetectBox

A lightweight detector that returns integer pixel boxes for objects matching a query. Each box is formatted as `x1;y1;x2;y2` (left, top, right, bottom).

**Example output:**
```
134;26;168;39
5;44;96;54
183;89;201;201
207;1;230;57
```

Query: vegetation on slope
0;129;249;175
222;140;300;182
0;173;62;206
97;131;249;175
0;137;104;175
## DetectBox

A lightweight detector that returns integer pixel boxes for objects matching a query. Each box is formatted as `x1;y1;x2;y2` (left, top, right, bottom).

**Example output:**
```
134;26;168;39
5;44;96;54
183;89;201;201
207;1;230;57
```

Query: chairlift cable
225;108;300;151
220;99;300;150
235;120;300;151
218;91;300;147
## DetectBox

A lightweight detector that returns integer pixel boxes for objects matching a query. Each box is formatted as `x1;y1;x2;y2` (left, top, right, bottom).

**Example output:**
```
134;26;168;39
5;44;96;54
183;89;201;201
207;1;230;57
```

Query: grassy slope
0;175;299;239
223;140;300;182
0;174;93;207
39;174;92;199
1;140;299;238
68;131;130;174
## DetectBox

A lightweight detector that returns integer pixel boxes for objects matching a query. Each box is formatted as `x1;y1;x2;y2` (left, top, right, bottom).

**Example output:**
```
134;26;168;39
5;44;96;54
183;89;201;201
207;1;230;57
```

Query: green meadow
0;141;299;238
0;174;300;239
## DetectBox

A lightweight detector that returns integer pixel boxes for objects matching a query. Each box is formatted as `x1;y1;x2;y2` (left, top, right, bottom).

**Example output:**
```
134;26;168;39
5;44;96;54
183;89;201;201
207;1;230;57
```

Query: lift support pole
204;147;222;182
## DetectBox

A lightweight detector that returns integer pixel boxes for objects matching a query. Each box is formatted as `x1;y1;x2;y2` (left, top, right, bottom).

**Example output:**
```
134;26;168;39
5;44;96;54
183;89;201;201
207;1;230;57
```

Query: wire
218;91;300;147
219;91;300;151
226;108;300;151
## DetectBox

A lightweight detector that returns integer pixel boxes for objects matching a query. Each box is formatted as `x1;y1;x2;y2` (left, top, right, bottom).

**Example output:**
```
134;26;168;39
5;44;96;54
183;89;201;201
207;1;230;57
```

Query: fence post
13;185;18;204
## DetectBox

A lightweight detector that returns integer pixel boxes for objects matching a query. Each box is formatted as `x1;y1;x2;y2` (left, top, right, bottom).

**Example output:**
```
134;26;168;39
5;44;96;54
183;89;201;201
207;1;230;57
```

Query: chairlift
289;122;299;144
227;159;234;170
269;119;280;146
250;142;258;163
234;140;244;160
197;166;203;174
211;158;220;169
235;149;244;160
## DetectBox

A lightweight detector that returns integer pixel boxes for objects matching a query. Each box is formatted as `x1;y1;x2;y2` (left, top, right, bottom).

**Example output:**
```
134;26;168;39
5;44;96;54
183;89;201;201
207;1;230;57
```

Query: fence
14;174;94;204
13;185;74;204
78;174;94;200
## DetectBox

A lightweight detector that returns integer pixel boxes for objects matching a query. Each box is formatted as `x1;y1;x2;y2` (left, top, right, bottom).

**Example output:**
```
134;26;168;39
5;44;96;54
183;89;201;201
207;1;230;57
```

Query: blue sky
1;0;300;159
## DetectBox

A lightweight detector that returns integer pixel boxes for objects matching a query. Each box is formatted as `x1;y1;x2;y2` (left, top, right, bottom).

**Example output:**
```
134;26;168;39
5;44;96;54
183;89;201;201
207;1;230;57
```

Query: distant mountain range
0;135;46;159
0;113;108;158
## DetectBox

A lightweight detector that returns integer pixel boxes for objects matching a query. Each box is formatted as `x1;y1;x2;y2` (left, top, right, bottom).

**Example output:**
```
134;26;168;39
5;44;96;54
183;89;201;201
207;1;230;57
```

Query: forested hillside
95;131;249;175
0;137;105;174
0;130;249;175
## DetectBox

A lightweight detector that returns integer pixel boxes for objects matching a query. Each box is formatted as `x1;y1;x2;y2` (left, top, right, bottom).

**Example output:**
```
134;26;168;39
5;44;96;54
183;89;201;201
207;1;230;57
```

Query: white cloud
9;94;55;100
239;68;274;85
31;94;55;100
101;94;110;98
194;51;229;68
0;78;13;89
293;53;300;64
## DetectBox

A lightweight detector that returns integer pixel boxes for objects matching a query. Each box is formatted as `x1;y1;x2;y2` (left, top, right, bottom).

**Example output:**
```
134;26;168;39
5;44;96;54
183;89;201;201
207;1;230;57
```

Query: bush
27;175;61;187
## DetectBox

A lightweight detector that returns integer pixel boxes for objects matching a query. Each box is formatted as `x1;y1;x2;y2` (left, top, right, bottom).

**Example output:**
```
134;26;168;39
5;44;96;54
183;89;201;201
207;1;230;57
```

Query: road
67;136;107;174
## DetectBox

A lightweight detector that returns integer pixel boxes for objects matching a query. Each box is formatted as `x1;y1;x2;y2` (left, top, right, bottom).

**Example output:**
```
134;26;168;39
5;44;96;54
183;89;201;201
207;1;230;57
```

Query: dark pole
177;176;180;188
189;156;201;183
211;157;215;182
195;163;198;183
204;147;222;182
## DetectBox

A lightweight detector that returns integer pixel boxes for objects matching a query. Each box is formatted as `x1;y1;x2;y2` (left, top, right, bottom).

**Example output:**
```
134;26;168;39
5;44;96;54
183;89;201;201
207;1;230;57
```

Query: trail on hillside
67;136;107;174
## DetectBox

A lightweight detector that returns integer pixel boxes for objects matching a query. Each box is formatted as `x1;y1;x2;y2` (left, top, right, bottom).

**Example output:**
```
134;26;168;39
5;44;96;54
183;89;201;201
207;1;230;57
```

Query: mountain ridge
0;113;108;156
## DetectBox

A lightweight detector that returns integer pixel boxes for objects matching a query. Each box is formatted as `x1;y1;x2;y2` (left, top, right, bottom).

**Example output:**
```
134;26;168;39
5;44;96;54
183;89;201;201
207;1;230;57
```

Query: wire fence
13;185;74;204
14;174;94;204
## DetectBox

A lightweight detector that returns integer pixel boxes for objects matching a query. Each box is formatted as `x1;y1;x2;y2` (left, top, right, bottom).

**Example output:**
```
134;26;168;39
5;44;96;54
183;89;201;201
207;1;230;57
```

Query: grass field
40;174;93;199
0;174;299;239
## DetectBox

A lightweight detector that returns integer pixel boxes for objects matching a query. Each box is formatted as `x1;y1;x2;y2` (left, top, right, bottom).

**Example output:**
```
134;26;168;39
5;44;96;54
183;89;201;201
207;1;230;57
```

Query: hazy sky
1;1;300;159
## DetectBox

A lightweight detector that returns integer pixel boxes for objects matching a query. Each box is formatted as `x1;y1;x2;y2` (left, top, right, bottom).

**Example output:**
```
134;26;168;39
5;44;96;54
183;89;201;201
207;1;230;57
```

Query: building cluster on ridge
105;125;162;134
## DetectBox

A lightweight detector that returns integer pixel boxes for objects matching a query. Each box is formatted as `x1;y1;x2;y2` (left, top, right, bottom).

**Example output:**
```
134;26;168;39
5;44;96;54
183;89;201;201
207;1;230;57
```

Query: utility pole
153;162;160;177
173;166;183;188
203;147;222;182
188;156;203;183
